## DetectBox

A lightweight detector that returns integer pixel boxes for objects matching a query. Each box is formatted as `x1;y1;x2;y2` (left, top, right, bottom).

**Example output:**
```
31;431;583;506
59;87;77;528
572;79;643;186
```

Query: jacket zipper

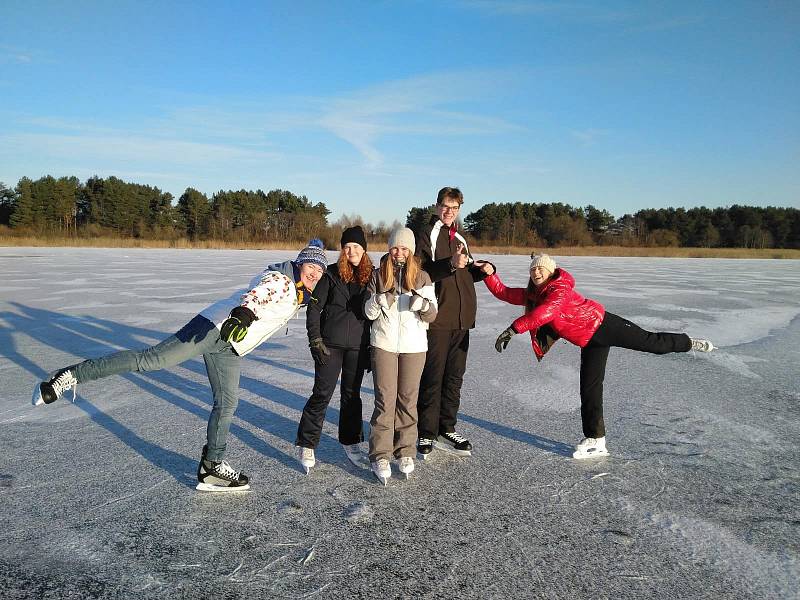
396;263;404;354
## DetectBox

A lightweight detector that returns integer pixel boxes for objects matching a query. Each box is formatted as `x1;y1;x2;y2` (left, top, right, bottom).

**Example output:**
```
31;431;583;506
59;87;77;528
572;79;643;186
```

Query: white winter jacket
364;255;438;354
200;260;303;356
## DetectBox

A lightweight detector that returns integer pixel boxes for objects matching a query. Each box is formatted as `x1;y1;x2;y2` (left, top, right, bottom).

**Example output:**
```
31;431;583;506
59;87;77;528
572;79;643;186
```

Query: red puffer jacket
484;268;605;360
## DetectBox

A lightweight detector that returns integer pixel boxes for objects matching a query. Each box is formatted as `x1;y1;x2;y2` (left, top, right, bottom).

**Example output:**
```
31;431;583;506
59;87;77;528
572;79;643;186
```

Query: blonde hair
380;254;422;292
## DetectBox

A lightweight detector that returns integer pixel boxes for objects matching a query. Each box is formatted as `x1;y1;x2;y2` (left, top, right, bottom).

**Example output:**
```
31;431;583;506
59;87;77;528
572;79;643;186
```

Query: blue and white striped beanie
295;238;327;271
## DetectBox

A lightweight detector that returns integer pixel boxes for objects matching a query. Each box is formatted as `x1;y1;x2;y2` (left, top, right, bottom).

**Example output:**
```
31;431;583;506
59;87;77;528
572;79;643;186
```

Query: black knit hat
340;225;367;251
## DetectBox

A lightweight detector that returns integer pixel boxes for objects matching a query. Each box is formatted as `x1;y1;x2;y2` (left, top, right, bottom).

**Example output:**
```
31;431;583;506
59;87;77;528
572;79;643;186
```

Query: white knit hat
529;253;556;275
388;227;416;253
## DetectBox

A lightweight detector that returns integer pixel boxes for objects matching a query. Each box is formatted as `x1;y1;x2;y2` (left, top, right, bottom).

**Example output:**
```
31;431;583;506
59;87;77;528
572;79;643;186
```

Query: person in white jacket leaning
31;240;327;492
363;227;438;484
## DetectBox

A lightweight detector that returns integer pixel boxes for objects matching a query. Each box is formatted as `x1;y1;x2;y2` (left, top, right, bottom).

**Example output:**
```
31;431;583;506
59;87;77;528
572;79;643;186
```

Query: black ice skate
417;438;435;460
196;445;250;492
32;370;78;406
435;431;473;456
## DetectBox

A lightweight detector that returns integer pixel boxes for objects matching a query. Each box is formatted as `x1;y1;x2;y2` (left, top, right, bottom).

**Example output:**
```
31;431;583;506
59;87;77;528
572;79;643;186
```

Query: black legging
579;312;691;438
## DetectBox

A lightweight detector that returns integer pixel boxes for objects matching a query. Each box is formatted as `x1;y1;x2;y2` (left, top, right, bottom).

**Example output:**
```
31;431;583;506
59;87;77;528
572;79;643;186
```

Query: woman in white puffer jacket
364;227;437;484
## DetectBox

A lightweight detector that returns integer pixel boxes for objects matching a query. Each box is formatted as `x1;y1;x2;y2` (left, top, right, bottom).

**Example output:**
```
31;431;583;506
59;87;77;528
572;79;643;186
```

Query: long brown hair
379;253;421;292
337;250;373;286
525;279;536;314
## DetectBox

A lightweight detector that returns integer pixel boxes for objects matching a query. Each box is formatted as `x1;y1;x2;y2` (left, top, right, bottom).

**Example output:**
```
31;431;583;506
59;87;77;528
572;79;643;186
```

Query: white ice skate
572;437;609;460
397;456;415;480
296;446;315;475
343;443;370;470
371;459;391;486
690;338;715;352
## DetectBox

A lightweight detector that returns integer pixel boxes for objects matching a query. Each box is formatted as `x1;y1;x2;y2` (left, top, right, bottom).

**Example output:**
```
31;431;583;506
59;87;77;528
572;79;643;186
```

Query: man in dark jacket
414;187;488;457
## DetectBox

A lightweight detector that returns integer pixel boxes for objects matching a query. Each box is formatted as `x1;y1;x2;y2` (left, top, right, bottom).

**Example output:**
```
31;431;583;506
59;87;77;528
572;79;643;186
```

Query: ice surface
1;248;798;599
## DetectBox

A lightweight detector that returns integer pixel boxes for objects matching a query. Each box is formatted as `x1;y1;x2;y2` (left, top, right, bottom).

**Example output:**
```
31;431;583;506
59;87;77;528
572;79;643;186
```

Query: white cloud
316;70;521;167
0;132;277;166
571;128;610;146
1;69;524;184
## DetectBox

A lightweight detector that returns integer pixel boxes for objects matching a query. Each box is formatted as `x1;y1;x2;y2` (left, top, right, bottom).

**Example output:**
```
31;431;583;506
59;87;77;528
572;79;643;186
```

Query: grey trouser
368;348;427;462
68;315;240;462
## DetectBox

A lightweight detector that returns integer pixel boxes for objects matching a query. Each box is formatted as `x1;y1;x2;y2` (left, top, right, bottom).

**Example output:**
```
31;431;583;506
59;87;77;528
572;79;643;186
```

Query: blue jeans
68;315;241;462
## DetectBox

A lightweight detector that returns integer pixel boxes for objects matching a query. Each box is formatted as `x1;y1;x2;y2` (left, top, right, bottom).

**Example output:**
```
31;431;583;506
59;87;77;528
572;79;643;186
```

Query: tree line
1;175;798;248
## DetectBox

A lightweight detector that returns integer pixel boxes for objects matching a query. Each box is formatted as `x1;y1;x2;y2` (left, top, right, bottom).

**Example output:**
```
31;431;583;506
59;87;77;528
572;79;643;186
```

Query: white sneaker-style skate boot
690;338;715;352
572;437;609;460
397;456;415;479
371;459;391;486
32;369;78;406
296;446;315;474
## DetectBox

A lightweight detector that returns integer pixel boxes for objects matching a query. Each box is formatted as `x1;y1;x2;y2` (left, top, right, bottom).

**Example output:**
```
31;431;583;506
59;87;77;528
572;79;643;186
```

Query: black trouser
417;329;470;440
296;347;367;448
579;312;691;438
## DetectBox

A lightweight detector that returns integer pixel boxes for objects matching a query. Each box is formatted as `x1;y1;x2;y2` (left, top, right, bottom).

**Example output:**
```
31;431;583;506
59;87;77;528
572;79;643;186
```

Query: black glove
309;338;331;365
495;326;517;353
220;306;256;343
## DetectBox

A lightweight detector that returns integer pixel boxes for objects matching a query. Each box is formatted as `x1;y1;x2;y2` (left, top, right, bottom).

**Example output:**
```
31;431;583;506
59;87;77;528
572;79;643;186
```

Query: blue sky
1;1;798;225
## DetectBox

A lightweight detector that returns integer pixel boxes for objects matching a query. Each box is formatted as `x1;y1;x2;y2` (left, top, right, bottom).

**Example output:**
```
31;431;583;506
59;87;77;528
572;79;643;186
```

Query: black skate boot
32;369;78;406
196;445;250;492
435;431;473;456
417;438;435;460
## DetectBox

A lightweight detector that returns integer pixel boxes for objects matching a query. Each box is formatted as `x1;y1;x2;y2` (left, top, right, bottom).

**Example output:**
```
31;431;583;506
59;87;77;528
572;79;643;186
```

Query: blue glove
220;306;256;343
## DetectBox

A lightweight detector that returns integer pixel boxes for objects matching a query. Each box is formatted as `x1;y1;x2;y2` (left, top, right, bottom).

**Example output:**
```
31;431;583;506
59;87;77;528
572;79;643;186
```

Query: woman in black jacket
295;226;374;473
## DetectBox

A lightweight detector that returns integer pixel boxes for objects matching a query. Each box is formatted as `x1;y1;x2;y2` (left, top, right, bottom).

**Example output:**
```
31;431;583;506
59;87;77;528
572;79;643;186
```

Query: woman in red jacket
477;254;714;459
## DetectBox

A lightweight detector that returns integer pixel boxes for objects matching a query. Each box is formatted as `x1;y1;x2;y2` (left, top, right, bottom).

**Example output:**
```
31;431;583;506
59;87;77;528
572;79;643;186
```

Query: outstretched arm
510;287;568;334
482;270;528;306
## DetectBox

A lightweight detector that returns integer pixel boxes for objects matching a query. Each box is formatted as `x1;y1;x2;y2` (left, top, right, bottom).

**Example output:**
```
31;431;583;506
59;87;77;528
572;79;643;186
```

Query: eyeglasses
439;204;460;214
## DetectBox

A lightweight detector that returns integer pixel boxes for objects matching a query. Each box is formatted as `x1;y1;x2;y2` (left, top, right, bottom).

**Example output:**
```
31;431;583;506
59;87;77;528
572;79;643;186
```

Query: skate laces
51;370;78;401
418;438;434;446
444;431;467;444
213;460;240;480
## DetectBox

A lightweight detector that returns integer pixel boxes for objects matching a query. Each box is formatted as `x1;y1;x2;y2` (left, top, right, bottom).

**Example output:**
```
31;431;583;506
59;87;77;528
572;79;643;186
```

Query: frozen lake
1;247;798;599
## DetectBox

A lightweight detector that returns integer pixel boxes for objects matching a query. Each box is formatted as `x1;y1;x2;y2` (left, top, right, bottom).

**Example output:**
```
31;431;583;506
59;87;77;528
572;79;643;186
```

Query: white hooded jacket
364;255;438;354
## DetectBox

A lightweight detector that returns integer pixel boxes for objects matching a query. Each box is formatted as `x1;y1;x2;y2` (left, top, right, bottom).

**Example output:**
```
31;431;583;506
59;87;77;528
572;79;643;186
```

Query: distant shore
2;236;797;259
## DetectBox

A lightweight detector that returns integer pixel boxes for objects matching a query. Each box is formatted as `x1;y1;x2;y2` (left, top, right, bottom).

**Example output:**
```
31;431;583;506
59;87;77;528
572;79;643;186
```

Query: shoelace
444;432;467;444
52;371;78;399
213;460;240;480
419;438;434;445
